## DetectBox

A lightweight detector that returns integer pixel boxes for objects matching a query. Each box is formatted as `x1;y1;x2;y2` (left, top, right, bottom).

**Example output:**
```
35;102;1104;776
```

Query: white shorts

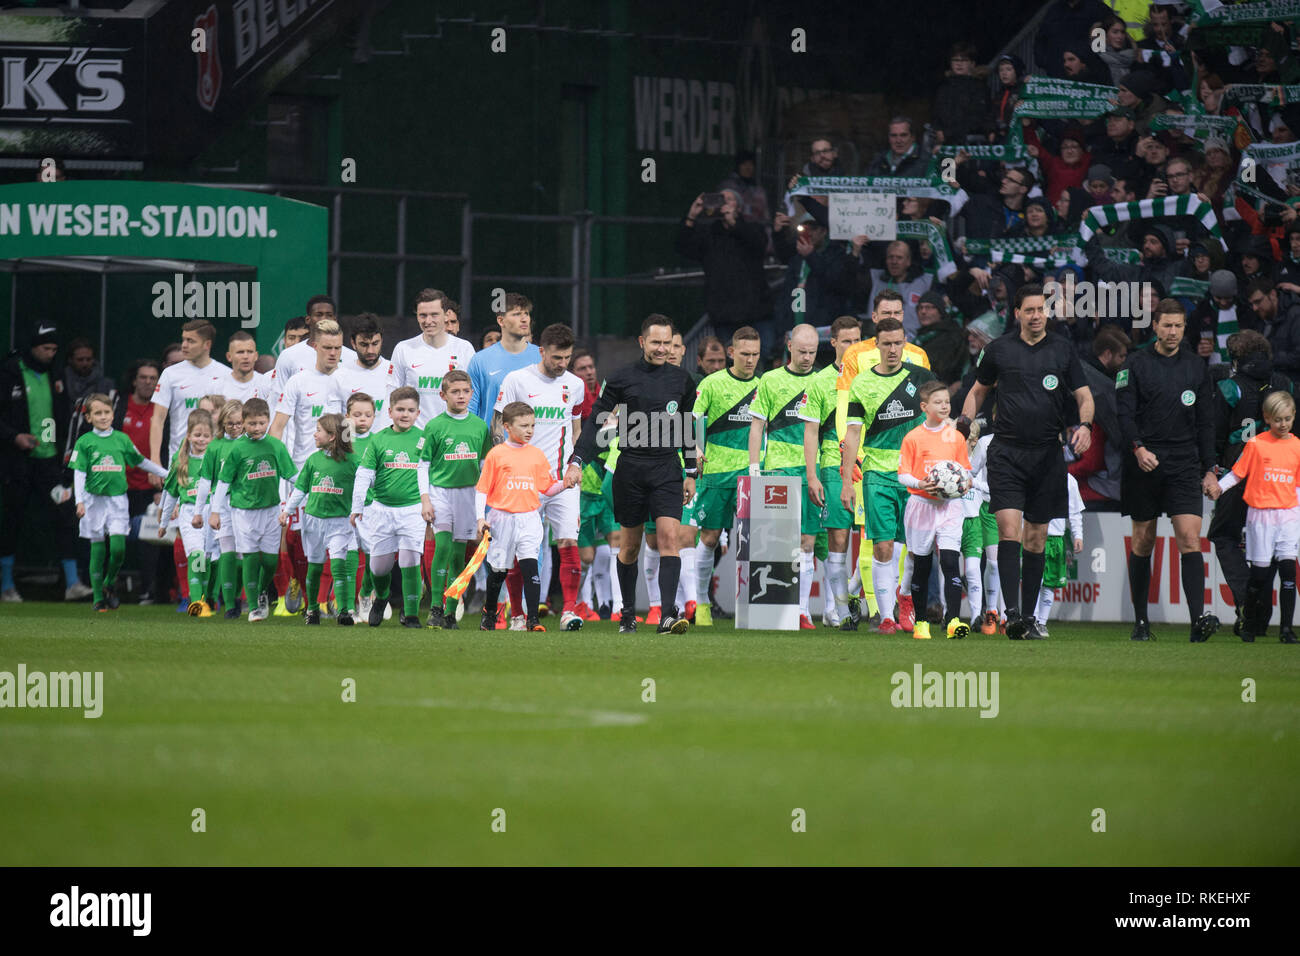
302;513;356;563
429;485;478;540
1245;505;1300;563
486;508;544;570
177;503;208;557
362;500;426;554
538;484;580;541
232;505;283;555
353;518;371;555
79;492;129;541
903;494;964;556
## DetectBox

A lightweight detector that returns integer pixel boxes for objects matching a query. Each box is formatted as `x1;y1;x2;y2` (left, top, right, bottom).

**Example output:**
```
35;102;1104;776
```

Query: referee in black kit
1116;299;1222;643
960;284;1094;640
565;314;697;635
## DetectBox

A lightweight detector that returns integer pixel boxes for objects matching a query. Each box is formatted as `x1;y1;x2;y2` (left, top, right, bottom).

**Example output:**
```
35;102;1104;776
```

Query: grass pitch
0;603;1297;866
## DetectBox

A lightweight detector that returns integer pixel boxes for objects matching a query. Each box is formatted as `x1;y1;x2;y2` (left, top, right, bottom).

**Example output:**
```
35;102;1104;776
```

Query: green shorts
960;503;1000;557
1042;534;1069;589
694;469;743;531
819;465;854;530
770;467;825;537
579;491;616;548
814;528;829;561
864;471;908;543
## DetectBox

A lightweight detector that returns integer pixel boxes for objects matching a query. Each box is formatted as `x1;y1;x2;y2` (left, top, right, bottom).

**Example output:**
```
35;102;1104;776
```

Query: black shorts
987;438;1067;526
1121;450;1203;521
612;457;683;528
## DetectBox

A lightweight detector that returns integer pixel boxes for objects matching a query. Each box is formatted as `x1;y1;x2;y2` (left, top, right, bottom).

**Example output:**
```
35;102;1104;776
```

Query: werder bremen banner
0;181;326;353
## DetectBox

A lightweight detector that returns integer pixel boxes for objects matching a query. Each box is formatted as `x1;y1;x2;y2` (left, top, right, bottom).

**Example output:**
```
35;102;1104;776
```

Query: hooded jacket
932;72;992;146
0;346;74;479
1213;356;1296;467
1085;223;1187;298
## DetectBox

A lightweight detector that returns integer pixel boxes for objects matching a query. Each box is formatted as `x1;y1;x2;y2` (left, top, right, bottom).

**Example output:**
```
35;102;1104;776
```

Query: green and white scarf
788;175;970;215
1013;76;1120;119
1170;276;1211;298
896;220;957;280
1222;84;1300;108
1079;196;1227;249
1149;112;1241;143
935;124;1026;161
1187;0;1300;25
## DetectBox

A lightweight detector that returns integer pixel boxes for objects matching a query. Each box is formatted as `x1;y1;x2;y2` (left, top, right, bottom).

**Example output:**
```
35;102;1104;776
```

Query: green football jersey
70;429;143;497
351;431;375;506
360;426;425;506
164;453;208;505
295;449;359;519
583;418;618;491
798;364;844;470
845;362;934;475
751;365;814;470
423;411;490;488
694;367;759;476
218;434;297;510
198;435;237;504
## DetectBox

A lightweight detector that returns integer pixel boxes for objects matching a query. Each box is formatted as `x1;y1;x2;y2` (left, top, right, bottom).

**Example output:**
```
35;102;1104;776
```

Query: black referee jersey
974;330;1087;445
1115;344;1215;472
570;357;698;470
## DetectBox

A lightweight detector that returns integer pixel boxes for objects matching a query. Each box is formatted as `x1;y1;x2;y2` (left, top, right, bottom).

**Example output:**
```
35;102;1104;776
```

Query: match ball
926;460;972;499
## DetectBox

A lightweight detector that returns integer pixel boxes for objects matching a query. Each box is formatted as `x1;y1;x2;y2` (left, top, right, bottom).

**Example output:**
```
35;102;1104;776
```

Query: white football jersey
344;356;398;416
275;366;361;465
152;358;233;457
495;365;585;479
391;333;476;427
223;370;276;406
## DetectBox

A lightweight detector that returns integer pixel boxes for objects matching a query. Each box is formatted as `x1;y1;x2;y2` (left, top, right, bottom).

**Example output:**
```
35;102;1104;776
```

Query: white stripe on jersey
151;358;234;457
495;365;585;479
391;333;476;428
344;357;398;414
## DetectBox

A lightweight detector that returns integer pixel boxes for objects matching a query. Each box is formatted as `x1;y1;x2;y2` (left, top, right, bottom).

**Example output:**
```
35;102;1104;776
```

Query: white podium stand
733;475;802;630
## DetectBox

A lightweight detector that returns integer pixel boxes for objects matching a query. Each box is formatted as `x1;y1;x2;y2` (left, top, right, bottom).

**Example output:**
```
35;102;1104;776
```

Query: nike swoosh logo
351;387;361;392
528;393;540;398
411;363;423;368
37;325;55;336
306;392;317;397
489;370;503;376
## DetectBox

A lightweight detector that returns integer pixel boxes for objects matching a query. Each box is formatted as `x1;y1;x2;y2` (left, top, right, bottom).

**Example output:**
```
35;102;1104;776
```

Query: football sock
1020;548;1045;616
520;557;541;619
658;555;681;616
558;544;581;611
593;543;612;608
799;550;814;617
644;547;661;608
940;549;963;621
187;551;206;604
997;540;1021;614
219;551;238;608
431;531;453;610
306;562;323;612
695;540;715;605
89;540;105;604
616;556;639;612
1129;551;1152;623
910;551;933;616
1180;551;1205;622
679;543;697;607
872;555;898;621
1280;559;1297;628
964;555;983;618
827;550;849;616
1035;585;1054;626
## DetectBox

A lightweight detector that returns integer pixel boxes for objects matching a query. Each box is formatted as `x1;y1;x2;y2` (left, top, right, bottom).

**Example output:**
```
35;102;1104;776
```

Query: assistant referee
960;284;1094;640
1117;299;1221;643
565;314;697;635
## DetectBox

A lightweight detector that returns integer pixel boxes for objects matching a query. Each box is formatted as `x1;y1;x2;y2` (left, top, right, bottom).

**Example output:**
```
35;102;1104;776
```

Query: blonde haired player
896;380;971;640
477;401;567;631
1215;390;1300;643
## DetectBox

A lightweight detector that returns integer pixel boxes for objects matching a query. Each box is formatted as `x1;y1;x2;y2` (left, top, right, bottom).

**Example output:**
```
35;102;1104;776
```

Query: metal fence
184;182;711;339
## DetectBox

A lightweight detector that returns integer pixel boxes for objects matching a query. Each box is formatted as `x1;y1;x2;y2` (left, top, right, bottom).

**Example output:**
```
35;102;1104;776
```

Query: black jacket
1264;304;1300;382
674;217;772;330
1034;0;1115;79
570;358;697;469
932;75;992;145
0;348;74;480
774;239;857;331
1212;362;1296;467
916;319;967;385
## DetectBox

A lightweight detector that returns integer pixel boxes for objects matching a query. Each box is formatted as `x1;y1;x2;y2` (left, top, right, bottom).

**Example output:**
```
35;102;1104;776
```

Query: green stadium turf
0;603;1297;866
